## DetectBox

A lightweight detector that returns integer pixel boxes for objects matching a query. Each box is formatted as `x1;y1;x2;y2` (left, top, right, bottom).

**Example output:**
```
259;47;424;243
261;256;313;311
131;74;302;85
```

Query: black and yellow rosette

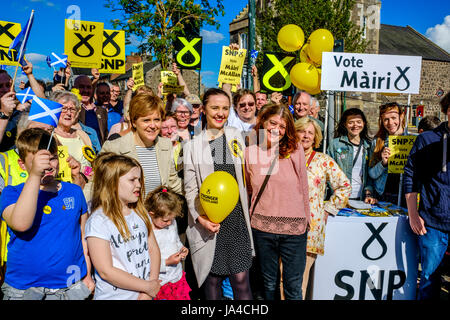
82;145;96;163
228;139;245;185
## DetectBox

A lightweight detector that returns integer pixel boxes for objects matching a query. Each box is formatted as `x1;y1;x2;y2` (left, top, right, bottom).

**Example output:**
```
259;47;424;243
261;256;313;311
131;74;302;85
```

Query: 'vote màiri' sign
99;29;125;74
217;46;247;85
64;19;104;68
132;62;145;91
388;135;416;174
0;20;21;66
174;36;202;70
260;51;296;95
321;52;422;94
57;145;72;183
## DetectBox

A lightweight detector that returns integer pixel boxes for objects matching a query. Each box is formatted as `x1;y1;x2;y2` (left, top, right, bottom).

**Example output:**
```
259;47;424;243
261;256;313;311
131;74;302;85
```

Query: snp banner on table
312;216;418;300
99;29;125;74
174;36;202;70
321;52;422;94
260;52;296;95
64;19;104;68
0;20;21;66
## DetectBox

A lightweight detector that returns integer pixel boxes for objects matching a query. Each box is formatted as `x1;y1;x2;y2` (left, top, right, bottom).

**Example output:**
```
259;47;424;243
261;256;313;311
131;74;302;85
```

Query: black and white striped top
136;145;162;196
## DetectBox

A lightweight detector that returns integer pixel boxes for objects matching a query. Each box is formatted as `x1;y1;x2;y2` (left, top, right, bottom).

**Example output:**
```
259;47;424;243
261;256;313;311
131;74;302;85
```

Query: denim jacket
79;122;102;155
327;135;373;200
368;135;406;196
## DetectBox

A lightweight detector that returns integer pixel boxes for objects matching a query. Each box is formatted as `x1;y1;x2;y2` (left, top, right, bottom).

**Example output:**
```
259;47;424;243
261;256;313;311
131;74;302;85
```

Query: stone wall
144;65;203;96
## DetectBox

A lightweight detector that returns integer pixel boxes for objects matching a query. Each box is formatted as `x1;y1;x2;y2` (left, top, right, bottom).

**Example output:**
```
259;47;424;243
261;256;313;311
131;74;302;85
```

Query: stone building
229;0;450;135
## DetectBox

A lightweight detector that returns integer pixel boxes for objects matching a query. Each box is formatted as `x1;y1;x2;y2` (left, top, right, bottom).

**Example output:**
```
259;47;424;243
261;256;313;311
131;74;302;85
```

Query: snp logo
63;197;75;210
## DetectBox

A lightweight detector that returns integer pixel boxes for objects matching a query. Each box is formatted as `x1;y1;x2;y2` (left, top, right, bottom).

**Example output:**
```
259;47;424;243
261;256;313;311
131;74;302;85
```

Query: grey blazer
183;126;255;287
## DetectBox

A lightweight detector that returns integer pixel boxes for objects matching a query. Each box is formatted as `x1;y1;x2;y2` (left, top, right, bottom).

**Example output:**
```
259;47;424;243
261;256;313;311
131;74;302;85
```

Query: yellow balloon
309;69;322;95
308;29;334;64
289;62;319;91
199;171;239;223
277;24;305;52
300;45;321;68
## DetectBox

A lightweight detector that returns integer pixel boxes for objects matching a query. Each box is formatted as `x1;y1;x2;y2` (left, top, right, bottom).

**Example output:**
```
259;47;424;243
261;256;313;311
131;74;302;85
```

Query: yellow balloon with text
290;62;319;91
199;171;239;224
308;29;334;64
277;24;305;52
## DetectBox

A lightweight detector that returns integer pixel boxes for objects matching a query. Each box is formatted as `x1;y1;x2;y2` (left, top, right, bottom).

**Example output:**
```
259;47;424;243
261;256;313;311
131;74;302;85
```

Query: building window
240;33;248;50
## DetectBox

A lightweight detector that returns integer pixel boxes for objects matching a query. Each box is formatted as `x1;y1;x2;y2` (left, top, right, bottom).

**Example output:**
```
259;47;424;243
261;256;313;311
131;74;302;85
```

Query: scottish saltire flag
250;50;259;60
288;104;295;115
29;96;62;127
8;11;34;66
46;52;67;69
16;87;36;104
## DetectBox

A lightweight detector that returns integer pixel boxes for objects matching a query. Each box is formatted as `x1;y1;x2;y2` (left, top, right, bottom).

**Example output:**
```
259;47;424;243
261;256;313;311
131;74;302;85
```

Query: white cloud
25;53;47;63
426;15;450;52
200;70;215;77
200;30;225;44
128;34;146;47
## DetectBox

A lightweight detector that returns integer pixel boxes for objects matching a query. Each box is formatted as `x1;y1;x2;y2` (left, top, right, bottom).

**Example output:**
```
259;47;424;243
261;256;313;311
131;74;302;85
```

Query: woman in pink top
245;103;310;300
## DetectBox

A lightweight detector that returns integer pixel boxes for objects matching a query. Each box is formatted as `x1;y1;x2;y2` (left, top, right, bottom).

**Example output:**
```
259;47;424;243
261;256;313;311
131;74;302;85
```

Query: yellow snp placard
64;19;104;68
0;21;22;66
132;62;145;91
388;135;417;174
57;145;72;183
217;46;247;85
161;70;183;94
99;29;125;74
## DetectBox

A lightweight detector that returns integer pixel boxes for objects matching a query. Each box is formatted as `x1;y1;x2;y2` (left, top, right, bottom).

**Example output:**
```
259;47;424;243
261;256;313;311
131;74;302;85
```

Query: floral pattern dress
306;152;351;255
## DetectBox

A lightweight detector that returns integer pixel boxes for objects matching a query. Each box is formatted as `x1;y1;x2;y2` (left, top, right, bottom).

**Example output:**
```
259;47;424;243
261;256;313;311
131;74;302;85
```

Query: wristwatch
0;111;10;120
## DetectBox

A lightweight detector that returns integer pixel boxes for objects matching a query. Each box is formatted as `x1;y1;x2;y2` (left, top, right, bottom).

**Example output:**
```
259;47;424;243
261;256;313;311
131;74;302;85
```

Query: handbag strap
306;151;316;168
352;142;363;167
250;155;278;217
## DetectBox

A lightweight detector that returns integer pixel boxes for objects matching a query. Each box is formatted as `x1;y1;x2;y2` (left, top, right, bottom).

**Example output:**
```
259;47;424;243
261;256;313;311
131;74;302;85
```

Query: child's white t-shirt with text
85;208;151;300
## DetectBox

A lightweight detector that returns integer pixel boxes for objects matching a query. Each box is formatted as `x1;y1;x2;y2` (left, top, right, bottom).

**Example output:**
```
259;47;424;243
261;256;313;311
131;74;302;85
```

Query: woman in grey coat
183;88;254;300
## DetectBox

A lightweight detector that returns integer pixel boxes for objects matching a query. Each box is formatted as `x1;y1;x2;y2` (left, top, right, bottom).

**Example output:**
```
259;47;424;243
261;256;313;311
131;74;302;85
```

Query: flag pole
47;128;55;150
10;10;35;92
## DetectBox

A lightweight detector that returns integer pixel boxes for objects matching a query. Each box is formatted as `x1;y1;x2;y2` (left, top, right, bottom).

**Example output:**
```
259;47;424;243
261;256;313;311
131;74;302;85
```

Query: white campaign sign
311;215;418;300
321;52;422;94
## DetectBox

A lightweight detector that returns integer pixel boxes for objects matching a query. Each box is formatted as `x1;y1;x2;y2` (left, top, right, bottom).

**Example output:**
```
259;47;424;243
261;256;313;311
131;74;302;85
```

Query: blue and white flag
0;65;6;70
250;49;259;60
16;87;36;104
46;52;68;69
288;104;295;115
29;96;62;127
8;11;34;66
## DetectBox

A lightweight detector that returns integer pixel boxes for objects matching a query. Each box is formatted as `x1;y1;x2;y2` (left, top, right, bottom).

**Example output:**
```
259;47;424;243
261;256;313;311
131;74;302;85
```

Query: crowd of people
0;49;448;301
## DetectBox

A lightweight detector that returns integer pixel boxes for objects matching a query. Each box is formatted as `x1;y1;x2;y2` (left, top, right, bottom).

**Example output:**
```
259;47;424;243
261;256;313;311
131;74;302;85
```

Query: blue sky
1;0;449;90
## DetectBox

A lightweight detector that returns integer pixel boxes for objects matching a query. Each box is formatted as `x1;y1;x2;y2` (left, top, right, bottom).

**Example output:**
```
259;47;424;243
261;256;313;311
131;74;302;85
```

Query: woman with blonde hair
85;152;161;300
245;103;310;300
100;93;182;198
295;116;351;300
368;102;406;205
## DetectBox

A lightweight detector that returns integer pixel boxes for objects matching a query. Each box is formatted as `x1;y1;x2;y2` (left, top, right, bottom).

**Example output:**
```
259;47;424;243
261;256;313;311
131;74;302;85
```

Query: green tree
256;0;368;65
105;0;225;70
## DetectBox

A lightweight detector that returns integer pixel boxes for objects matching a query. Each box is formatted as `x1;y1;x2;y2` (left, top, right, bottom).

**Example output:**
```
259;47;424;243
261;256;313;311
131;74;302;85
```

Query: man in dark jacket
403;91;450;300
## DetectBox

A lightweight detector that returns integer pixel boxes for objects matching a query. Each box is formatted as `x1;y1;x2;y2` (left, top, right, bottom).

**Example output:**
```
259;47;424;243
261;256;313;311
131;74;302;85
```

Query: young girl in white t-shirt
144;186;191;300
85;153;161;300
